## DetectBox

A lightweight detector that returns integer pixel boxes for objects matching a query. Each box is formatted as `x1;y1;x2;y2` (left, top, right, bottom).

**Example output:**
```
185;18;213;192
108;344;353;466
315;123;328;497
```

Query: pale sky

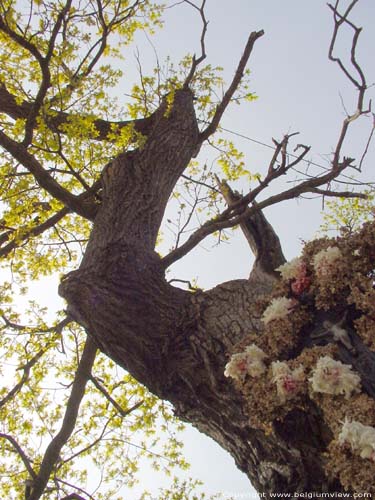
11;0;375;498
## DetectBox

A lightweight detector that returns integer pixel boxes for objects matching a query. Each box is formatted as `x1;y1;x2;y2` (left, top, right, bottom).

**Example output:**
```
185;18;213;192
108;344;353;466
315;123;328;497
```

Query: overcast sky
19;0;375;498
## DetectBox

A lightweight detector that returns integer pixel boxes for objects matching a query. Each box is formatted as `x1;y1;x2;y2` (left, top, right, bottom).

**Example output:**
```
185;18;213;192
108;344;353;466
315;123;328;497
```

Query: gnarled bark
58;88;357;498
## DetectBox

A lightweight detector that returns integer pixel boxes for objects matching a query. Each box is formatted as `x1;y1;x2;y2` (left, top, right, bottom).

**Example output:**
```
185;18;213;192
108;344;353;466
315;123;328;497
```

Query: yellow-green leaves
320;190;374;235
216;138;250;181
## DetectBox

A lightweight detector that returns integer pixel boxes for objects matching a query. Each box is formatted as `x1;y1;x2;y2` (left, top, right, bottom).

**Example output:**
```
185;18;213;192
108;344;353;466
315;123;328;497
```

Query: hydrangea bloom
277;258;305;281
262;297;295;324
339;419;375;461
313;246;343;277
271;361;305;402
277;258;311;295
291;276;311;295
224;344;267;381
244;344;268;377
309;356;361;399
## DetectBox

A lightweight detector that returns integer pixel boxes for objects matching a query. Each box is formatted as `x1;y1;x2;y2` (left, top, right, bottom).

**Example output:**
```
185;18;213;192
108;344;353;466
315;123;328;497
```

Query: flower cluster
261;297;295;325
224;344;267;382
339;419;375;461
277;257;311;295
277;258;305;280
313;246;343;277
271;361;305;402
309;356;361;399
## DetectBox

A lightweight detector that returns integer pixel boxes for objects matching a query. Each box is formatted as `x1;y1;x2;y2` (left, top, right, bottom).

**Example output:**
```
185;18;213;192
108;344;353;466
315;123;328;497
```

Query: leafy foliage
0;0;262;498
320;190;375;235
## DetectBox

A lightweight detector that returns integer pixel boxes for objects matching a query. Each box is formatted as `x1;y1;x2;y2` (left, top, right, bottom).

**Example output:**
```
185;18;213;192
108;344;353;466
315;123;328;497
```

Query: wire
206;122;374;187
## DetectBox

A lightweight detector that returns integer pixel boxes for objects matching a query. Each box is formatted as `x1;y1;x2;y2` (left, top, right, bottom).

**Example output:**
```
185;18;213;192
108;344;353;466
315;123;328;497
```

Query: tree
0;0;374;498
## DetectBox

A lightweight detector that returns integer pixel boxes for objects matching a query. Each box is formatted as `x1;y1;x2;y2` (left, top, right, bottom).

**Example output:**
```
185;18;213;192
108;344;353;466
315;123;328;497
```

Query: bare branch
358;113;375;171
328;1;365;93
183;0;208;88
0;10;44;65
199;30;264;142
161;157;354;268
181;173;219;193
215;176;286;276
328;0;369;166
57;477;96;500
309;187;367;198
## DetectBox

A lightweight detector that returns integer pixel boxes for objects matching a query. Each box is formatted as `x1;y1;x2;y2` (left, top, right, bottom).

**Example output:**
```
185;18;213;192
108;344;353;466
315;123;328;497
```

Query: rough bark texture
59;89;358;498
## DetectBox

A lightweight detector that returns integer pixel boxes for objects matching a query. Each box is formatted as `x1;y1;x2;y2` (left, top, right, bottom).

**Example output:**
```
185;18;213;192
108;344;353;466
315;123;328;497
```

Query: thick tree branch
216;176;286;277
199;30;264;143
161;157;353;268
0;10;44;64
27;337;97;500
0;207;70;258
0;83;155;142
0;130;97;219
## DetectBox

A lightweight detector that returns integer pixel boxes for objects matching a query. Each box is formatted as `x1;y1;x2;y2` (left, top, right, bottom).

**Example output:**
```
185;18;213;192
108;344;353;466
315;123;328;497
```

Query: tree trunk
59;90;353;497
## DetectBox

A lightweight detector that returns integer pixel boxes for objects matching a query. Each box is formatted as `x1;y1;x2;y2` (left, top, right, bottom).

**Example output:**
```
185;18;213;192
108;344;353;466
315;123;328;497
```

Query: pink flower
291;276;311;295
281;374;299;394
224;344;267;381
271;362;305;402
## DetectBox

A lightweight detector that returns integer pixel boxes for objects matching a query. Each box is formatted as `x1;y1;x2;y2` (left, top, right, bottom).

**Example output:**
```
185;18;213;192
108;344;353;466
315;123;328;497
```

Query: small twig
183;0;208;88
161;156;354;268
181;173;219;193
0;348;45;408
89;375;143;417
0;433;36;479
199;30;264;142
358;112;375;171
309;187;367;198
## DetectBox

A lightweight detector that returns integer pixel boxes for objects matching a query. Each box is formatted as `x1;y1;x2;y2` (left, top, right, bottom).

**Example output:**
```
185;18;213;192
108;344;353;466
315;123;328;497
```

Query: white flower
339;419;375;461
224;344;267;381
224;352;250;381
309;356;361;399
271;361;305;402
244;344;268;377
313;246;343;277
277;257;305;281
262;297;295;325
